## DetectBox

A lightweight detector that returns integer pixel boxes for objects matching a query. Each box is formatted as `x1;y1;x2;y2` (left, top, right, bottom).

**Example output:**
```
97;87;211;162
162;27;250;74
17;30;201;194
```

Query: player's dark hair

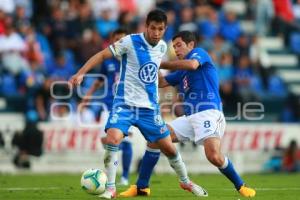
146;9;167;26
172;31;197;47
112;27;128;36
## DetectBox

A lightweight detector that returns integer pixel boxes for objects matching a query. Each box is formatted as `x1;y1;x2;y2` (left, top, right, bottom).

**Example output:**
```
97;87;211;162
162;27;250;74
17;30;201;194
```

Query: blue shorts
105;105;170;143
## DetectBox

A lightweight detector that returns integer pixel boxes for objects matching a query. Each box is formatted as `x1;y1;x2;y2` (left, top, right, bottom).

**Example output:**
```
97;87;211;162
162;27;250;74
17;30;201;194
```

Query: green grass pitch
0;173;300;200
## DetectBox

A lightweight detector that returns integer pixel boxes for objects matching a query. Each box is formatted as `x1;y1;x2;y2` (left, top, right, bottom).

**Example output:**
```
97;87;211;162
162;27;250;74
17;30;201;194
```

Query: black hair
172;31;197;47
146;9;167;26
112;27;128;36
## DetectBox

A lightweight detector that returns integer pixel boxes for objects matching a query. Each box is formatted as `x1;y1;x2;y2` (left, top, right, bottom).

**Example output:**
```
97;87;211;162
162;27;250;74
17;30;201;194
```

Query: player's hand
69;73;84;86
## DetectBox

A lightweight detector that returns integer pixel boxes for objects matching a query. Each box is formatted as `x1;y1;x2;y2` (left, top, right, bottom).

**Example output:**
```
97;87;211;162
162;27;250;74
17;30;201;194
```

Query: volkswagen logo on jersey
139;62;158;84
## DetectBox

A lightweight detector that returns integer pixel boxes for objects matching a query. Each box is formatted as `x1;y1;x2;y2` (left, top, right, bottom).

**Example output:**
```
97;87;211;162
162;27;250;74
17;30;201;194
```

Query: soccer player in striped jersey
69;10;206;199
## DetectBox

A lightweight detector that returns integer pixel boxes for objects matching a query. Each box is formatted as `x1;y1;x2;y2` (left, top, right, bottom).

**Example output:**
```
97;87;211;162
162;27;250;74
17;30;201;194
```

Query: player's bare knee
105;128;124;145
105;135;121;146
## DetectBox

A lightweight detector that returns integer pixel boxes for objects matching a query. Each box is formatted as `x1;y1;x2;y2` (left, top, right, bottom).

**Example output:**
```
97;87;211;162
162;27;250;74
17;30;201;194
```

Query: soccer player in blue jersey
120;31;256;198
82;28;133;186
69;10;206;199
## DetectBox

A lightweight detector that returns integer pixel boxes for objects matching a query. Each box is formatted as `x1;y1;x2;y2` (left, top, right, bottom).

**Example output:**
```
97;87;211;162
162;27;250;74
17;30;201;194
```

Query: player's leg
99;106;133;199
119;143;160;197
155;135;188;178
203;137;255;197
120;124;181;197
136;143;160;189
203;138;243;187
190;110;255;197
134;126;179;191
155;135;208;197
131;124;179;190
104;113;133;187
99;128;123;199
119;136;133;186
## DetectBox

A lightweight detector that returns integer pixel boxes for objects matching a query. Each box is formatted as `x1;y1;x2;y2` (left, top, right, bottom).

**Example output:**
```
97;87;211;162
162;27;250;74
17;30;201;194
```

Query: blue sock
120;141;133;179
136;147;160;189
219;157;244;190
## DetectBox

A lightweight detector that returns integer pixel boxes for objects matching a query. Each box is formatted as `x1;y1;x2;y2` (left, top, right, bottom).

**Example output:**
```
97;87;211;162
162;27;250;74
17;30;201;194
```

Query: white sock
168;152;190;184
104;144;119;190
219;156;229;169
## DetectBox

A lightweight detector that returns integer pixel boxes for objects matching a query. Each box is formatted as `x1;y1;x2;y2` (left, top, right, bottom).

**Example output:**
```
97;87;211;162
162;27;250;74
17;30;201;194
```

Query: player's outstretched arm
160;59;200;70
158;71;170;88
69;48;113;86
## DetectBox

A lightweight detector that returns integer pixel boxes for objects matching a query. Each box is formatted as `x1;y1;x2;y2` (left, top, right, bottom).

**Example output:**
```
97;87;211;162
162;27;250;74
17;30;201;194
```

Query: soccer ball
80;168;107;195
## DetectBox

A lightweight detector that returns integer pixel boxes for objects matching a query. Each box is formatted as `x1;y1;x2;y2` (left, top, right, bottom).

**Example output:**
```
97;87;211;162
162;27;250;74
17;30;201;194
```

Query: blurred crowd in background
0;0;300;123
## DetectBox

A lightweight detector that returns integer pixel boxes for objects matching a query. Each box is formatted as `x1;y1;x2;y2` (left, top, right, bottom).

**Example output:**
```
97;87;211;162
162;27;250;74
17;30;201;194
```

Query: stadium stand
0;0;299;122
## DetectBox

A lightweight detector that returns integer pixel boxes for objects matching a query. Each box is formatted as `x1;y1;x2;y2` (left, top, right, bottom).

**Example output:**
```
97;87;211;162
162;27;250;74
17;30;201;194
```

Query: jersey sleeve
109;35;130;57
189;49;209;66
165;71;182;86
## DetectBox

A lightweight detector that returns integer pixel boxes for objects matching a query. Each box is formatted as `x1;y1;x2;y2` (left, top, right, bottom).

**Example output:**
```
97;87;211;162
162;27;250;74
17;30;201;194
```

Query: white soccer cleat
98;188;116;199
180;181;208;197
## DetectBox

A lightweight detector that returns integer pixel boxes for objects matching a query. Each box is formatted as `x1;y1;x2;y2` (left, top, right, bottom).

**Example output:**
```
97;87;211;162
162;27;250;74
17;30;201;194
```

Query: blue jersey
98;58;120;110
165;48;222;116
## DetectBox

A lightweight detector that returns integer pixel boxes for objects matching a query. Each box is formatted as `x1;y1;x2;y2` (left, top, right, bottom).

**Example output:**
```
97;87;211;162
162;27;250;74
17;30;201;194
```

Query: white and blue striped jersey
109;33;167;109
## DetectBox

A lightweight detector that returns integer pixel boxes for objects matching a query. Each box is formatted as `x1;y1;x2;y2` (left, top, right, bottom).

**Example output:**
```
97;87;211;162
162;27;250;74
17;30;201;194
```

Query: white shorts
168;109;226;145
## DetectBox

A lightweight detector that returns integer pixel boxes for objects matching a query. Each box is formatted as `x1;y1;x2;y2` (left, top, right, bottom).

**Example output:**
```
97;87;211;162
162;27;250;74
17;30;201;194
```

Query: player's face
172;37;194;60
145;21;166;45
112;33;126;43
